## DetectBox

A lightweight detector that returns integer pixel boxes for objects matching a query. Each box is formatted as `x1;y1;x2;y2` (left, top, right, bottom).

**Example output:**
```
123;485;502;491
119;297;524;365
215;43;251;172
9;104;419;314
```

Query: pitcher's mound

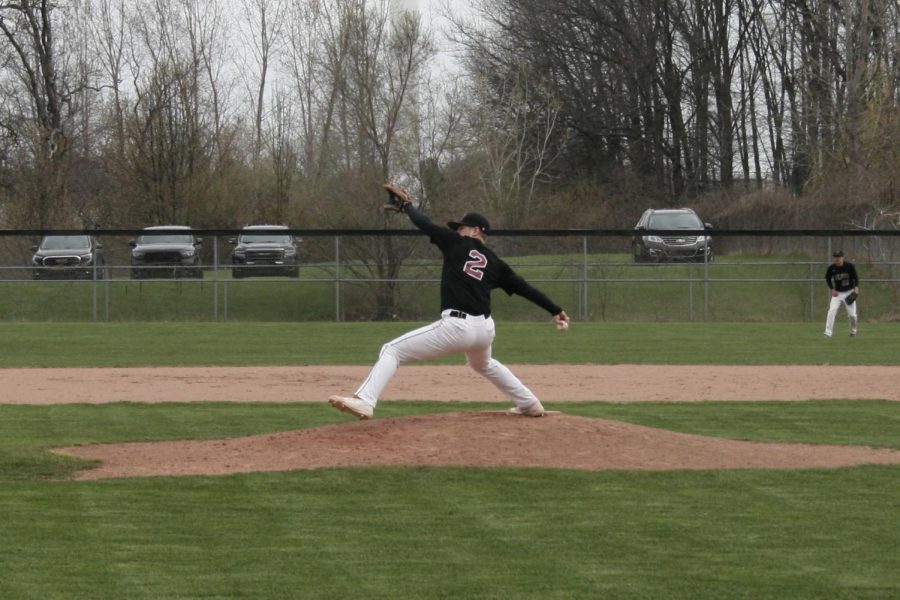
56;411;900;480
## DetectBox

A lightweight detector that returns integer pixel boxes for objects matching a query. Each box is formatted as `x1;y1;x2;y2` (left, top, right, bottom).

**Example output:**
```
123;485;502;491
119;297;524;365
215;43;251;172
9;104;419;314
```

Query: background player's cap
832;249;844;257
448;212;491;234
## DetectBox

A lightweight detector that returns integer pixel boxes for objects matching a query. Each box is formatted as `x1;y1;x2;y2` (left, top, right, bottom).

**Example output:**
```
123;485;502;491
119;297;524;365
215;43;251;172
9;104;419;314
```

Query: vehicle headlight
695;236;706;243
80;254;93;264
132;251;145;259
32;255;43;265
646;236;663;243
233;249;246;258
182;249;195;257
284;247;297;256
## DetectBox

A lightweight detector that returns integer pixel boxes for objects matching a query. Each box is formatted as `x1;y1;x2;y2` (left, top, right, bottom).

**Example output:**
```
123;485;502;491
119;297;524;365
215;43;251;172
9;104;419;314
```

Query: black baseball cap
832;250;844;257
448;212;491;234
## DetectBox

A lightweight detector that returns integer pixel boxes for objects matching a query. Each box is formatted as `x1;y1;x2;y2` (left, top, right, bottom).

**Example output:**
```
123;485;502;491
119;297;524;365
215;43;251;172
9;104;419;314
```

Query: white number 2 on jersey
463;250;487;280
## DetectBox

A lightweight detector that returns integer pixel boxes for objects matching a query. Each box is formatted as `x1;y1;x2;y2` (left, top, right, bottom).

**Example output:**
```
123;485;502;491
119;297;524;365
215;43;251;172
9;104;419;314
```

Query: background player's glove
382;183;412;213
845;291;858;305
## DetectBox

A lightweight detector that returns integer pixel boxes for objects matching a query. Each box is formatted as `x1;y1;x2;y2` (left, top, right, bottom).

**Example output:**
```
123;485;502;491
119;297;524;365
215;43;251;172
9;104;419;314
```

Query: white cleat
329;396;374;420
508;402;546;417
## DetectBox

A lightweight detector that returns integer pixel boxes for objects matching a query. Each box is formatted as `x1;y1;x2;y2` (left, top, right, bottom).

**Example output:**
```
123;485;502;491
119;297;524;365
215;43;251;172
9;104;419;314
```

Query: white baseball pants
354;309;541;410
824;290;858;337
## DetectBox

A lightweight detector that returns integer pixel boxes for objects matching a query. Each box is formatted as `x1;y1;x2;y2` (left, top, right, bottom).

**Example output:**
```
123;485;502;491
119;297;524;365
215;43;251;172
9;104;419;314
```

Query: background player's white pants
354;310;541;410
824;290;858;336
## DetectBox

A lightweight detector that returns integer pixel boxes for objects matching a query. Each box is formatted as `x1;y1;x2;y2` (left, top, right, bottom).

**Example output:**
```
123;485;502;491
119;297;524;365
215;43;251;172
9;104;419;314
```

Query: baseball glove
845;291;858;305
382;183;412;213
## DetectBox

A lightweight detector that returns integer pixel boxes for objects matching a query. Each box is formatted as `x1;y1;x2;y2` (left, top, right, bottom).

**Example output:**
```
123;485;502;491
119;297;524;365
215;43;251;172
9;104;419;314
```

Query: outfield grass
1;324;899;598
0;402;899;599
0;321;898;367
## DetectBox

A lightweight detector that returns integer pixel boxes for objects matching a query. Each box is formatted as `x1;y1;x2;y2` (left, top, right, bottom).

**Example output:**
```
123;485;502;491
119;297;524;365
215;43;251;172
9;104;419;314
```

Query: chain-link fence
0;228;897;322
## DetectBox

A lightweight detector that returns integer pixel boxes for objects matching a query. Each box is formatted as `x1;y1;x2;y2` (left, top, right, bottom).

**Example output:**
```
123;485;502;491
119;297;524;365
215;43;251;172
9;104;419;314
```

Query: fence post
92;259;98;322
105;272;110;322
581;235;588;320
703;244;710;321
335;235;342;322
213;235;219;320
688;262;694;321
809;262;815;321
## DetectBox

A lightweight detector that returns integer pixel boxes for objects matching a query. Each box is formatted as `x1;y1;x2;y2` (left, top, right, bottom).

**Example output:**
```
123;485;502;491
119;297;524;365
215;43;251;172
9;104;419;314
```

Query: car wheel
632;244;646;263
693;248;713;263
288;267;299;278
232;269;244;279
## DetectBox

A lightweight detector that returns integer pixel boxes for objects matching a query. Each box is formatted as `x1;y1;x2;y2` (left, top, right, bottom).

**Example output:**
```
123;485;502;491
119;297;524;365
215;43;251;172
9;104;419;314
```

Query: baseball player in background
329;183;570;420
824;249;859;337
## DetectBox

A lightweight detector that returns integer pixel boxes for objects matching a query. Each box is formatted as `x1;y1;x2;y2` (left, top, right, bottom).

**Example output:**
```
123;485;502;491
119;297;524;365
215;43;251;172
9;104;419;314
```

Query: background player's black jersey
825;262;859;292
404;205;562;316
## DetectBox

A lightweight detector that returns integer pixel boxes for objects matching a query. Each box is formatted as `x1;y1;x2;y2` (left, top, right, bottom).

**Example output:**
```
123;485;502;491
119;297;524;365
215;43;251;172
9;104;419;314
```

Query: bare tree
344;0;434;319
343;1;433;177
409;72;468;212
1;0;896;237
281;0;434;318
450;0;685;201
284;0;355;179
466;68;563;226
90;0;128;160
238;0;287;158
0;0;75;226
449;0;900;205
121;0;231;225
747;1;791;186
259;88;297;222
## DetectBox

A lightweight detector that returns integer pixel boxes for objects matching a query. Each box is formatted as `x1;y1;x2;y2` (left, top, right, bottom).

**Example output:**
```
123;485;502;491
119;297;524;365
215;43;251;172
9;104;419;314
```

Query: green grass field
0;321;898;367
2;253;897;323
1;323;899;598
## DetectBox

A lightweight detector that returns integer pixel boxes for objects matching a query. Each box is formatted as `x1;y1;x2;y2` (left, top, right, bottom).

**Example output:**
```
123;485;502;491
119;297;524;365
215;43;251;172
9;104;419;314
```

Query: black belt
447;310;489;319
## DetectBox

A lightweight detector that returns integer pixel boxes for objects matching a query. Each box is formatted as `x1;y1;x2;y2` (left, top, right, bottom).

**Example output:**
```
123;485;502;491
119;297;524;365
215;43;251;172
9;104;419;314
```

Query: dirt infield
4;364;897;478
6;364;900;404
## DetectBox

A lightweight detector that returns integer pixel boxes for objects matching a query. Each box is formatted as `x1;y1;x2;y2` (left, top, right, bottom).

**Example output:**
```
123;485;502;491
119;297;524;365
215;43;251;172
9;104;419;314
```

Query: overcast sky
406;0;474;74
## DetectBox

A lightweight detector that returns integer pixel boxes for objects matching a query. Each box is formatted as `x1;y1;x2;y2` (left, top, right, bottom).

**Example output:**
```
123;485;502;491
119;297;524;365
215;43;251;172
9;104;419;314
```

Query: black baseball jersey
825;261;859;292
403;205;562;317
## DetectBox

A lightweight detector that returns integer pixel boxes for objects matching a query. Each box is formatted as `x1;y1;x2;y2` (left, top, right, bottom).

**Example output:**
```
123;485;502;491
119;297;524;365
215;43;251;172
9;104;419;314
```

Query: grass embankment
2;254;896;322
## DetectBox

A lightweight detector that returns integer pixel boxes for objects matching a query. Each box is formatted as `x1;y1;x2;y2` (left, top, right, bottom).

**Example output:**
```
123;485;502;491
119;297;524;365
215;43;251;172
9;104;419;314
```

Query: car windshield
137;234;194;245
240;233;292;244
40;235;91;250
648;213;703;229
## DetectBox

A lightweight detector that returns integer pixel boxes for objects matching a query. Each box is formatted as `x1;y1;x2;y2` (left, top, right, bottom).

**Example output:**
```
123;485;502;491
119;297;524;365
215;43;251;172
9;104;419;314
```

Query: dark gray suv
129;226;203;279
632;208;713;263
31;234;105;280
230;225;299;278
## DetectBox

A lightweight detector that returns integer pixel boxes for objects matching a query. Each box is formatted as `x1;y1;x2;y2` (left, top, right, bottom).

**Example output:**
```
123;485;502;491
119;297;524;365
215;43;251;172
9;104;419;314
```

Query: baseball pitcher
329;183;570;419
